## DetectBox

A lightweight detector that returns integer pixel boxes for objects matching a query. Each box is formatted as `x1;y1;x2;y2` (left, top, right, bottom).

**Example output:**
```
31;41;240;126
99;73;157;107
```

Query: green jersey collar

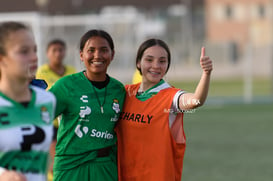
136;79;171;101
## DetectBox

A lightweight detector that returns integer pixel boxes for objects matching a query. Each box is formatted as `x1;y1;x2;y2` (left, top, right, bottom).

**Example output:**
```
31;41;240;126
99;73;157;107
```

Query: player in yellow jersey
132;68;142;84
36;39;76;88
36;39;76;181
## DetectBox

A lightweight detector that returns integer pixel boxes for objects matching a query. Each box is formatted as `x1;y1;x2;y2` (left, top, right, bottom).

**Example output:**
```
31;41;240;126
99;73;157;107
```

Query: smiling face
137;45;169;87
0;29;38;81
80;36;114;80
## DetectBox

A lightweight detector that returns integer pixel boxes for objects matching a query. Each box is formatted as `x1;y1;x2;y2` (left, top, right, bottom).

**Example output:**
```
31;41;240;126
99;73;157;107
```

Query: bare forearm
179;72;211;110
193;72;211;106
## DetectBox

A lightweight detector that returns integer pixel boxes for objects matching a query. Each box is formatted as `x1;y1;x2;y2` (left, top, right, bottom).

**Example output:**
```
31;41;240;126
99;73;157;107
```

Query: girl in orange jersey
116;39;213;181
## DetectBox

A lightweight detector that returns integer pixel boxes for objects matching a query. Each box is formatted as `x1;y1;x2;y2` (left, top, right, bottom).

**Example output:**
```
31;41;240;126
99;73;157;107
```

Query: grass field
181;103;273;181
170;78;272;97
170;78;273;180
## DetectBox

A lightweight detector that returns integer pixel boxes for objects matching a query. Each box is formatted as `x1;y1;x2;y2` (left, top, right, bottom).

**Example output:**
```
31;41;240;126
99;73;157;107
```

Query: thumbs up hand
200;47;213;75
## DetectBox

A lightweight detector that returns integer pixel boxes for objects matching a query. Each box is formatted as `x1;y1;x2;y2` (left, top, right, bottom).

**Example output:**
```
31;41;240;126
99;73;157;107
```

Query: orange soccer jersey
116;84;186;181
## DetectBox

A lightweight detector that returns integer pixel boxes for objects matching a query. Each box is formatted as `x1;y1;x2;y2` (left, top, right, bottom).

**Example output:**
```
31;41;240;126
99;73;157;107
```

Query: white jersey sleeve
169;90;185;127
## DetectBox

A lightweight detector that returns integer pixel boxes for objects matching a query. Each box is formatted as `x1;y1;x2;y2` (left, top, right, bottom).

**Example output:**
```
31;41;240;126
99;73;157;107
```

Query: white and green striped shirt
0;86;56;181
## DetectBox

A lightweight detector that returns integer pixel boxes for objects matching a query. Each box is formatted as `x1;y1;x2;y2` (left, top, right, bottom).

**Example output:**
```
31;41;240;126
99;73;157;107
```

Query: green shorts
53;156;117;181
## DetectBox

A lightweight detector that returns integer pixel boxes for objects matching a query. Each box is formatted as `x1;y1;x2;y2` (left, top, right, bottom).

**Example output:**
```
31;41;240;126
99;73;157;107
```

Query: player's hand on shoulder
200;47;213;75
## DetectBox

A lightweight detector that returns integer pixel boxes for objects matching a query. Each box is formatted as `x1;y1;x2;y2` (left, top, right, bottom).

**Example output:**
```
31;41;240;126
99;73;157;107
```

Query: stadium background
0;0;272;180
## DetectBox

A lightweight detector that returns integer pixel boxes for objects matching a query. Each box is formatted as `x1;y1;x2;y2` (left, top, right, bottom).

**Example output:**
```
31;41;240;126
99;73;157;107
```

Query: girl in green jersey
50;30;125;181
0;22;56;181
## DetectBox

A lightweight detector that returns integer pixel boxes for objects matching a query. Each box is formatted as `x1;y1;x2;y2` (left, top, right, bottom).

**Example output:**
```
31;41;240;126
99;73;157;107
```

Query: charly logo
79;106;91;118
40;106;50;123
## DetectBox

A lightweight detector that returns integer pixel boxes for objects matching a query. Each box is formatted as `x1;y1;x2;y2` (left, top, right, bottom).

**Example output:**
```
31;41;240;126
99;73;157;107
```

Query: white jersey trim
148;82;171;93
169;90;186;128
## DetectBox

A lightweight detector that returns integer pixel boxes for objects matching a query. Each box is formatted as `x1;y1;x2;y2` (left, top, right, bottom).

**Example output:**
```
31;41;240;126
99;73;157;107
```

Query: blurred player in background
0;21;56;181
36;39;76;88
132;68;142;84
116;38;213;181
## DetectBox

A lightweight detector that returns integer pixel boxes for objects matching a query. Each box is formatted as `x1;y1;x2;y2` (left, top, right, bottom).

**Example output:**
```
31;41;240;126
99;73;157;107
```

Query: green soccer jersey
49;72;125;171
0;86;56;181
